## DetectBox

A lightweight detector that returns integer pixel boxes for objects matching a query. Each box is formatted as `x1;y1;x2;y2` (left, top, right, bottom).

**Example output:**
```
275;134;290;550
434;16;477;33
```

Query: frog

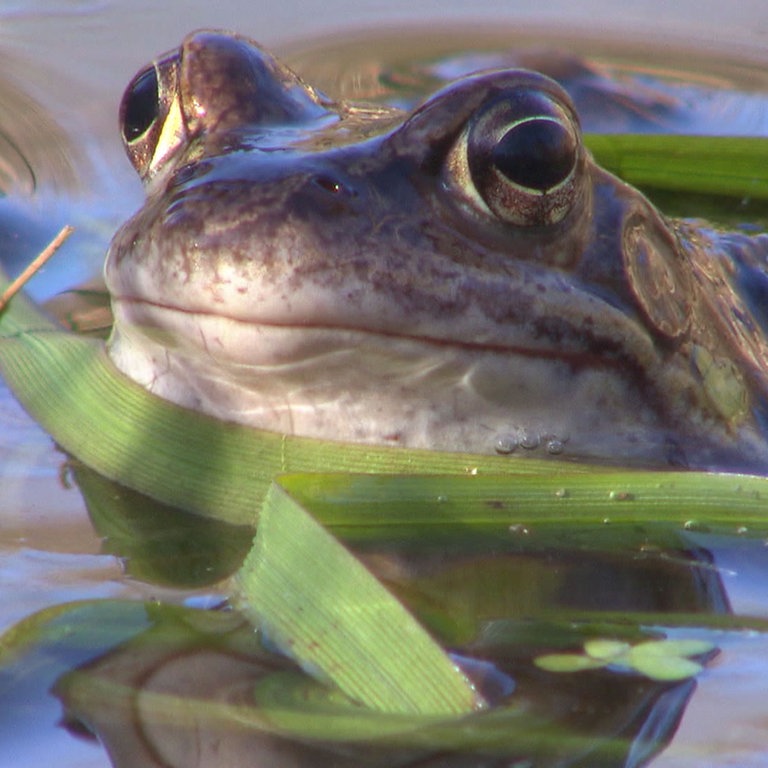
104;30;768;472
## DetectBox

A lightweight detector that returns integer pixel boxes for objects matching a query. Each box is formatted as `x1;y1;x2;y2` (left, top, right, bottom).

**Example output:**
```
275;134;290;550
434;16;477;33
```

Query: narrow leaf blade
237;482;483;716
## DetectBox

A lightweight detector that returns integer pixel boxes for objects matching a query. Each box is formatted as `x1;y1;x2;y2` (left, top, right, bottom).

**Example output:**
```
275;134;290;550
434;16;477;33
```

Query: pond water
3;2;768;766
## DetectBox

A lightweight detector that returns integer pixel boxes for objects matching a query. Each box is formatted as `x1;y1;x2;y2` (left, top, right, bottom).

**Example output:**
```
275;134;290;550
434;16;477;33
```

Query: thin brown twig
0;225;74;311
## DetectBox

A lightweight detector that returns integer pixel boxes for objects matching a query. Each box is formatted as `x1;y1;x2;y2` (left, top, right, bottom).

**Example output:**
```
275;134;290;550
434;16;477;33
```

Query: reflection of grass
535;638;716;681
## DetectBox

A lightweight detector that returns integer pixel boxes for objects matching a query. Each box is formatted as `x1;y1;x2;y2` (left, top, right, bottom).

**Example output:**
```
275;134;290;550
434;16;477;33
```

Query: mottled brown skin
106;31;768;472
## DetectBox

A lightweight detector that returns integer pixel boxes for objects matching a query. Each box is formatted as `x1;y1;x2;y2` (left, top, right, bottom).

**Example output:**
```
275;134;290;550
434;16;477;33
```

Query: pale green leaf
627;652;704;682
533;653;607;673
583;639;631;660
629;638;715;658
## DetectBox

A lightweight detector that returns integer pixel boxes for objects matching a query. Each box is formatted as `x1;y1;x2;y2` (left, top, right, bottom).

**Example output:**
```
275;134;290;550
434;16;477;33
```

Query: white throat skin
109;298;686;464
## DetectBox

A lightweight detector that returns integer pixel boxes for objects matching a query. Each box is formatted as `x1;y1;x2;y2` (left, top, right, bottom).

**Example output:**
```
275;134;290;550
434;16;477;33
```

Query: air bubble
546;439;565;455
683;520;710;532
519;430;540;450
495;434;518;455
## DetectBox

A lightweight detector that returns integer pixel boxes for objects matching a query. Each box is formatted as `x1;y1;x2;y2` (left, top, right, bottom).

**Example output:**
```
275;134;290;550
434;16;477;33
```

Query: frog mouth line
110;295;653;377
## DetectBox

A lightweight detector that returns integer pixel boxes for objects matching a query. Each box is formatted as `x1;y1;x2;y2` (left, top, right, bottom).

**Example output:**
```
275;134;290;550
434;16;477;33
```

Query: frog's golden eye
448;89;582;227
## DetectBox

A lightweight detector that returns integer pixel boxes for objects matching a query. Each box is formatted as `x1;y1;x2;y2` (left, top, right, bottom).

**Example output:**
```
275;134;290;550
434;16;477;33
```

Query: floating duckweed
535;637;715;681
629;653;703;681
632;638;714;657
584;638;630;660
627;639;715;681
534;653;606;673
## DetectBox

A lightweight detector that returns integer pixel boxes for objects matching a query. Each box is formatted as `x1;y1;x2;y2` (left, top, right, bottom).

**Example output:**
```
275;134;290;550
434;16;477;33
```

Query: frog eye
447;89;582;226
121;65;160;142
119;54;186;182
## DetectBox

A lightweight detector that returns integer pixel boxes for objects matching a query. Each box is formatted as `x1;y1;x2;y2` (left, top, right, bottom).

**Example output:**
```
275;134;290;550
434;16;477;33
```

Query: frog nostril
311;174;354;196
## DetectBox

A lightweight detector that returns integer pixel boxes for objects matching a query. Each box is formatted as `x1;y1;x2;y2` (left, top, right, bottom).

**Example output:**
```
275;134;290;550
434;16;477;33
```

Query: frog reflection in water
105;31;768;472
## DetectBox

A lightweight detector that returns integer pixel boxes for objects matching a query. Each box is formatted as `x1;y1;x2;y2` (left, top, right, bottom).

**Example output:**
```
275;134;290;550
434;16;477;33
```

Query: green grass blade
585;134;768;200
274;471;768;530
237;481;483;715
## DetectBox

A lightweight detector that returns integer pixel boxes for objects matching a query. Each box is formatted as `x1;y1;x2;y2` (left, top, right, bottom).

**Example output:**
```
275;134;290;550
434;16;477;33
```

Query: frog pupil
492;118;576;191
122;67;159;142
